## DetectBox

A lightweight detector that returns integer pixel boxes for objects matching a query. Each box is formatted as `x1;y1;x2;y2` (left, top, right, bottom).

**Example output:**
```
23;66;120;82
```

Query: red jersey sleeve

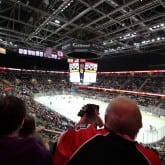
136;143;162;165
53;124;98;165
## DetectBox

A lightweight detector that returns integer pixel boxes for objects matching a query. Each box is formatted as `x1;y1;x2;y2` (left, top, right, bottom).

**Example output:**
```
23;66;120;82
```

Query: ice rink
34;95;165;144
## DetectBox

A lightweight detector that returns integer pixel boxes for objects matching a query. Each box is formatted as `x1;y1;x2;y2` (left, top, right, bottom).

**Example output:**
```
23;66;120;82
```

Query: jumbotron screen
69;62;80;83
83;62;97;83
69;60;97;84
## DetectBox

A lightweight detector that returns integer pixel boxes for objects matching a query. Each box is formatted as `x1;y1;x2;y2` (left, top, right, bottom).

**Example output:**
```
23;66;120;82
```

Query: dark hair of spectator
19;114;35;138
0;95;26;135
77;104;99;118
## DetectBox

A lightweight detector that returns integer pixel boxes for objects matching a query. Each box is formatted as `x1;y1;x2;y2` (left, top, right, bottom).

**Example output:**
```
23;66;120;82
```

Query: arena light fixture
61;0;74;12
149;22;165;31
54;19;60;24
119;32;137;40
133;36;165;47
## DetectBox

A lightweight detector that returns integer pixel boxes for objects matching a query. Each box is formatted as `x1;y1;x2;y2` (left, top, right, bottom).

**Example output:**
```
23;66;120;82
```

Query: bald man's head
105;96;142;139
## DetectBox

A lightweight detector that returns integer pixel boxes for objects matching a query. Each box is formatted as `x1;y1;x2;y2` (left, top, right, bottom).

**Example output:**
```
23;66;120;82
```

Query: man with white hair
67;96;161;165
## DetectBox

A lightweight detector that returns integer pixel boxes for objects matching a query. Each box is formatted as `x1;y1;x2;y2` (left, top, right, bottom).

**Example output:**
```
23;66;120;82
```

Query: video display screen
44;47;53;58
18;48;63;59
69;61;97;84
69;62;80;83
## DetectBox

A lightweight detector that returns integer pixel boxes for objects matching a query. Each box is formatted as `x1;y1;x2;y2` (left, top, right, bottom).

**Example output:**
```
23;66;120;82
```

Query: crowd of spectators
0;69;164;163
96;72;165;94
0;69;164;125
0;70;74;142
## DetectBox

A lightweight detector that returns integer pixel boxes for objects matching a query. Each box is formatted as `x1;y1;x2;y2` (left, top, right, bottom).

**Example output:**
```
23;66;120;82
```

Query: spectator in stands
53;103;107;165
19;114;36;138
67;96;161;165
0;95;53;165
19;114;50;150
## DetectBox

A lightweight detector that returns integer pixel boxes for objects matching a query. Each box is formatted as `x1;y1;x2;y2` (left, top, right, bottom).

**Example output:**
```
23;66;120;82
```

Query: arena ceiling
0;0;165;59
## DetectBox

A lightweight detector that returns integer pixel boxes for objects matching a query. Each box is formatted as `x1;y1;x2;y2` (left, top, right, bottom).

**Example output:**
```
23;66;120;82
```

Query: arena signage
72;43;91;48
91;43;105;52
62;43;72;51
62;42;106;53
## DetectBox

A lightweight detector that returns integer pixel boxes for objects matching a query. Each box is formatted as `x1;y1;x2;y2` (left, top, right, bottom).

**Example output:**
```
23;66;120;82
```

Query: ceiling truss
0;0;164;58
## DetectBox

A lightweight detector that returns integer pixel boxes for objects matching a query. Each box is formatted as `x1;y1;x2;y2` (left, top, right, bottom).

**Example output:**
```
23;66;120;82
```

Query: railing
42;126;165;145
137;125;165;144
43;128;62;135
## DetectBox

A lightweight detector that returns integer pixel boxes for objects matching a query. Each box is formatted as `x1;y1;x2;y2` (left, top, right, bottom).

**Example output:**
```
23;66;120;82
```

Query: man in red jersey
67;96;161;165
53;104;108;165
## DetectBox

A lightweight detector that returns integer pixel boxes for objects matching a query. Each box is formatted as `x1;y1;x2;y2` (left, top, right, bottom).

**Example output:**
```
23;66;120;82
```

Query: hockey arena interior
0;0;165;164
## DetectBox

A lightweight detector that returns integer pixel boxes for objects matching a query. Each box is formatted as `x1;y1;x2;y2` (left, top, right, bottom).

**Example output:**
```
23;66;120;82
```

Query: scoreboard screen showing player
69;60;97;84
83;62;97;83
69;62;80;83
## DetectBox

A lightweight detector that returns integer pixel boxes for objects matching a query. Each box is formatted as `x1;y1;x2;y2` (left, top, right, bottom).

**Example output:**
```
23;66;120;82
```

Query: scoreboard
84;62;97;83
69;62;80;83
69;59;97;84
